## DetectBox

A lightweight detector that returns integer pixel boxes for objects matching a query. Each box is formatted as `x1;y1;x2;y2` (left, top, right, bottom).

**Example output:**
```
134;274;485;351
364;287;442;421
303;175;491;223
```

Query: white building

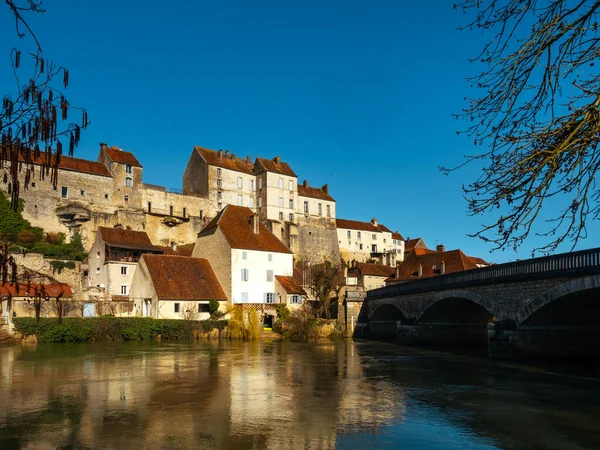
192;205;294;305
336;218;404;265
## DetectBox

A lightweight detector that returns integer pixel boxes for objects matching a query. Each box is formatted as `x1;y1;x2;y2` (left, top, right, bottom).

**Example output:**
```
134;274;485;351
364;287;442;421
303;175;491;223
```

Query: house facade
336;218;404;266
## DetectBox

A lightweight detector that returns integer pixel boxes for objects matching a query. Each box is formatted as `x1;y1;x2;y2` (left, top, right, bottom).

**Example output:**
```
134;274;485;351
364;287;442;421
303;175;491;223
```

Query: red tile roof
275;275;307;295
350;262;395;278
0;282;73;298
198;205;292;254
414;248;437;256
468;256;489;266
392;232;404;241
387;249;478;282
98;227;163;252
102;146;142;167
336;218;397;235
19;149;112;177
254;157;297;177
194;146;255;175
157;243;195;257
142;255;227;300
297;183;335;202
404;238;428;253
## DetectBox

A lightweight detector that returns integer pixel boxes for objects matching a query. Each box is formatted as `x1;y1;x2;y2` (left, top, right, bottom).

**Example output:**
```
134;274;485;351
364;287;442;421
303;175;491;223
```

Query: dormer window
125;177;133;187
126;164;132;174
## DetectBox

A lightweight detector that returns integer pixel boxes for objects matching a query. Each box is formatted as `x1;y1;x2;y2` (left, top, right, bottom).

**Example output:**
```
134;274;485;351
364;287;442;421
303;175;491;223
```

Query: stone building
336;218;404;265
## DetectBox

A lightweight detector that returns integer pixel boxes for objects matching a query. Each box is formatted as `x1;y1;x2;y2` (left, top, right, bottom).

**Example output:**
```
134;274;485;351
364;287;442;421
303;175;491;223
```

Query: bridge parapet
368;247;600;301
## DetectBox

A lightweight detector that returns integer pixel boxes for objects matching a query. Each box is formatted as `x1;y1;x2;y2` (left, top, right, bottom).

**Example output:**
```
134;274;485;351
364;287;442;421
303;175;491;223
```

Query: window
290;295;302;304
265;293;275;304
96;267;100;274
120;285;127;295
126;164;132;174
304;201;309;214
121;266;127;275
241;268;249;281
347;231;352;239
174;303;180;313
249;197;255;208
198;303;211;313
289;213;294;221
279;212;283;221
268;253;272;262
327;205;331;217
125;177;133;187
96;251;100;258
104;193;109;199
258;197;262;208
80;190;85;196
258;178;263;189
372;234;376;240
250;179;255;191
289;180;294;191
218;202;222;210
31;182;35;187
279;197;284;207
357;231;361;239
217;191;222;199
237;194;243;206
266;270;273;282
61;186;68;199
372;244;377;252
124;195;129;202
237;177;243;189
148;202;152;213
360;244;363;250
169;205;173;216
242;251;247;260
289;199;294;209
183;207;186;218
217;168;222;177
278;178;284;189
241;292;249;303
217;179;222;188
318;203;322;216
383;239;387;243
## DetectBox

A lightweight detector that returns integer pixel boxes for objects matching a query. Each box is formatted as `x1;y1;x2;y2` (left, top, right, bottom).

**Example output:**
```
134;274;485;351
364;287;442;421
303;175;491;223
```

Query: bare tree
181;302;199;321
303;258;345;319
445;1;600;255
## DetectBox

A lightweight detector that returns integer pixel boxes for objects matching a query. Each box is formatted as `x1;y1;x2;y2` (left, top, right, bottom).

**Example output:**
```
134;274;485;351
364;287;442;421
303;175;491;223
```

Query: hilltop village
1;144;488;331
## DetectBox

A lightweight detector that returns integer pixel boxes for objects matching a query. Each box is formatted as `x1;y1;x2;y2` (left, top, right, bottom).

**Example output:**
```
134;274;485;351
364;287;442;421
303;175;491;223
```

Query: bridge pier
397;323;488;346
488;322;600;358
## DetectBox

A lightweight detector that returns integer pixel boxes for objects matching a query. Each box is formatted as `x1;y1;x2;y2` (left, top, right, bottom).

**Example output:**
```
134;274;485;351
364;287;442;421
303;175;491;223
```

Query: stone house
274;275;307;310
192;205;294;309
87;227;163;302
336;218;404;266
129;254;226;319
346;262;395;292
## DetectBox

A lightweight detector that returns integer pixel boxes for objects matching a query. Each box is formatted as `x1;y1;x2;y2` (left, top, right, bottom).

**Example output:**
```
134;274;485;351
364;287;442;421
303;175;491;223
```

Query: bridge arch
516;274;600;325
368;303;409;323
416;289;496;324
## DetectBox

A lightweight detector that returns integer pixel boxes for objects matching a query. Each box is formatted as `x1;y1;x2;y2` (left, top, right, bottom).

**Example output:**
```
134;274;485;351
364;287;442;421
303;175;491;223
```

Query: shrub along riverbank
13;317;229;343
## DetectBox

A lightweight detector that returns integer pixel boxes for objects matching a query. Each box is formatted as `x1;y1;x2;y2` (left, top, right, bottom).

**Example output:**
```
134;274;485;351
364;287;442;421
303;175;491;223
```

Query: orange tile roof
336;218;396;234
297;183;335;202
195;146;255;175
0;282;73;298
414;248;437;256
142;255;227;300
102;146;142;167
404;238;428;253
392;232;404;241
387;249;478;282
468;256;489;266
19;149;112;177
198;205;292;254
98;227;163;252
157;243;195;257
350;262;395;278
255;157;297;177
275;275;307;295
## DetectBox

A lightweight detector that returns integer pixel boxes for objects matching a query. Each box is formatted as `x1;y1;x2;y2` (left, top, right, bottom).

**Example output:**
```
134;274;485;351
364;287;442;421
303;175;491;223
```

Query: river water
0;340;599;449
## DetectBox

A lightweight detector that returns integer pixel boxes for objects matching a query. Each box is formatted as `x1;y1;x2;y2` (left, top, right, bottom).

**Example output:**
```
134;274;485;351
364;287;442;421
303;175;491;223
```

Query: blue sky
2;0;598;262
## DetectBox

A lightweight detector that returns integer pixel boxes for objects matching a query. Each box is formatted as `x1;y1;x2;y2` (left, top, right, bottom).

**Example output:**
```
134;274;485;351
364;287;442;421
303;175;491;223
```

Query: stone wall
296;217;340;263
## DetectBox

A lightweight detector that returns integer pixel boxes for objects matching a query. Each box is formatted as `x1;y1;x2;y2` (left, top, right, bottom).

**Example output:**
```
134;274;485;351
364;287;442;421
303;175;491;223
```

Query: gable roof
101;146;142;167
275;275;307;296
98;227;162;252
336;218;395;234
468;256;489;266
254;157;297;177
392;231;404;241
350;262;395;278
404;238;428;253
387;249;478;282
19;149;112;177
297;183;335;202
194;146;255;175
198;205;292;254
0;282;73;298
142;255;226;300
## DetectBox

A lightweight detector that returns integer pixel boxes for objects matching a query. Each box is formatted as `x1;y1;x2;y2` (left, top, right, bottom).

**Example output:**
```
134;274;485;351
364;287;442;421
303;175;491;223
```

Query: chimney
217;149;223;159
322;184;329;195
274;156;281;164
99;142;107;150
231;154;236;159
246;156;251;163
417;264;423;277
225;150;231;158
250;214;259;234
436;244;445;252
440;260;446;275
371;217;378;226
303;180;308;188
395;262;400;279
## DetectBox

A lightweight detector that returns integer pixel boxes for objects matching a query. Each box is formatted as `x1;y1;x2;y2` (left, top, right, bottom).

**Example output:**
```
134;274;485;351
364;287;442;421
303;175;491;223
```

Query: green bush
12;317;228;343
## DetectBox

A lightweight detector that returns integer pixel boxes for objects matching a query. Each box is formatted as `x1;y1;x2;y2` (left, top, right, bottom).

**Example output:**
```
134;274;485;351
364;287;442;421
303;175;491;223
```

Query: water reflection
0;341;599;449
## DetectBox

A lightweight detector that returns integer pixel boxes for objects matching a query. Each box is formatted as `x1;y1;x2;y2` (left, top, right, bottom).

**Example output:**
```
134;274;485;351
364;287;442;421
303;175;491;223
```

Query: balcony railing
368;247;600;300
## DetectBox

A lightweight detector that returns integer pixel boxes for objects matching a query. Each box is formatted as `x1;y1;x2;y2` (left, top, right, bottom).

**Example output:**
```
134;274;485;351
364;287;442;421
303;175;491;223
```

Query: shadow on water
0;340;598;449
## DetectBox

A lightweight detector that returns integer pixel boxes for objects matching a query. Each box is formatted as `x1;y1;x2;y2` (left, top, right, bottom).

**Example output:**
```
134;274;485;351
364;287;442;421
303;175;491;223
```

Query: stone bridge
358;248;600;358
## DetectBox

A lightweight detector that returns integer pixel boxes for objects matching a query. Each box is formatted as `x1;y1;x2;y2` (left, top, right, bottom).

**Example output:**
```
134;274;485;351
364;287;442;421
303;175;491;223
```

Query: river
0;340;599;449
